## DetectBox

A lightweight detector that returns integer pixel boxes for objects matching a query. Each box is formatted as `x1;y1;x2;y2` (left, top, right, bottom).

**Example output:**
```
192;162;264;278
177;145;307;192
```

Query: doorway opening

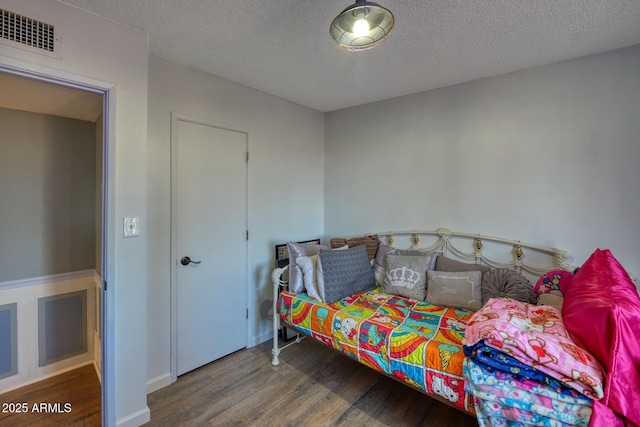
0;68;109;425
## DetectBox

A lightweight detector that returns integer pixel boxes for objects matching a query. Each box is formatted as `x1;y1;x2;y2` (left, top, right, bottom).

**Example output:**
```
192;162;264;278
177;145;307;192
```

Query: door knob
180;256;201;266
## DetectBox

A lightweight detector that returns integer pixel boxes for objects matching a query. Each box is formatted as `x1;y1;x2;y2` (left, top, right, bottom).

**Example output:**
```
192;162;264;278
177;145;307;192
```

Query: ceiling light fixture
330;0;394;51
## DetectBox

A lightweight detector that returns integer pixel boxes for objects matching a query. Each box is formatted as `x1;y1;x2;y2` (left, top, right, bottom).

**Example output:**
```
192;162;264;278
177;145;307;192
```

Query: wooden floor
0;364;101;427
0;339;478;426
146;338;479;427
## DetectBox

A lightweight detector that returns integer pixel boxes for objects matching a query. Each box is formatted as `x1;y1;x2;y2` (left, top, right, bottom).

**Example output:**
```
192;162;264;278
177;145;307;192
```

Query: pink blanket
464;297;605;400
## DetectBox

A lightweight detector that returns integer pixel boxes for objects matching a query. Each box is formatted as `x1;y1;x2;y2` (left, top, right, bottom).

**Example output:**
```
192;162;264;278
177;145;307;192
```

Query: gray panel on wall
0;303;18;379
38;290;87;366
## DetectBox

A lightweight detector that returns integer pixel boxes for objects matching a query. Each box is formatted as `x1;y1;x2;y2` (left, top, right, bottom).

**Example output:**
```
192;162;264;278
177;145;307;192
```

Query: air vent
0;8;60;58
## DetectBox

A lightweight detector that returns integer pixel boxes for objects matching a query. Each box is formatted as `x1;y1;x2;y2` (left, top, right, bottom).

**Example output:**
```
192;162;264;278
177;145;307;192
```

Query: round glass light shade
330;1;394;51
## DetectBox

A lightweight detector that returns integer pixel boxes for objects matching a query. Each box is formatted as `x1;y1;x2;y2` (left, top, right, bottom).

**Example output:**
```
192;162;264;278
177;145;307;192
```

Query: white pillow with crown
381;254;432;300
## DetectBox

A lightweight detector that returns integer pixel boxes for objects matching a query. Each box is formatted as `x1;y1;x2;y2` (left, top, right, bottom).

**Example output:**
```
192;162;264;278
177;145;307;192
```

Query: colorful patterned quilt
278;287;475;413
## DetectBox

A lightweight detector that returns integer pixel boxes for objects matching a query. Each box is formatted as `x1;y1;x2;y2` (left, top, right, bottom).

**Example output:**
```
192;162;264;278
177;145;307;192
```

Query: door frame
0;61;115;426
169;112;250;382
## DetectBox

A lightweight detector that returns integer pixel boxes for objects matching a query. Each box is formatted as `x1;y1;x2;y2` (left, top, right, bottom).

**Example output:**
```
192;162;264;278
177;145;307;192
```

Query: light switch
123;217;139;237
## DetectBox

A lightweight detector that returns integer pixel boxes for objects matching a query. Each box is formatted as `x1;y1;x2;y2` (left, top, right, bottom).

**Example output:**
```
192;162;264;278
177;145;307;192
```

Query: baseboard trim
147;373;172;394
116;406;150;427
252;330;273;348
93;360;102;385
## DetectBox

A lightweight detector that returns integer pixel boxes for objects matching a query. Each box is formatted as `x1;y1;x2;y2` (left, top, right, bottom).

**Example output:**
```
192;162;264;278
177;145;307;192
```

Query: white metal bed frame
271;227;576;366
375;228;574;276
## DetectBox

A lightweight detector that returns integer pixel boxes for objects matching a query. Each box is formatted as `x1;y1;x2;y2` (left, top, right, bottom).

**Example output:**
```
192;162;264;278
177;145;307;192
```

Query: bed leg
272;282;280;366
272;266;287;367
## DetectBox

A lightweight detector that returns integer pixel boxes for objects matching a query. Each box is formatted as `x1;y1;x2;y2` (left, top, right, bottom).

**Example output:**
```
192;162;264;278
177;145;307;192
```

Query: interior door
174;118;248;375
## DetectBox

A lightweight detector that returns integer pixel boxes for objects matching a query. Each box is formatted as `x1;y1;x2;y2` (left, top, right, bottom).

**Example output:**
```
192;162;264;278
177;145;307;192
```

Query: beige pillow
435;256;491;275
537;290;564;311
426;270;483;311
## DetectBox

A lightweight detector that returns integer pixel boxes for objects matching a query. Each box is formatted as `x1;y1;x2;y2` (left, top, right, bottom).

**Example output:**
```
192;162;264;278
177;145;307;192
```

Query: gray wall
0;108;96;282
325;45;640;281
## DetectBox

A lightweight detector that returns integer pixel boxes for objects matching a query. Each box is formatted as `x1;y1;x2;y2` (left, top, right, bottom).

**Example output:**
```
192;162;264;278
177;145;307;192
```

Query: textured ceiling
60;0;640;112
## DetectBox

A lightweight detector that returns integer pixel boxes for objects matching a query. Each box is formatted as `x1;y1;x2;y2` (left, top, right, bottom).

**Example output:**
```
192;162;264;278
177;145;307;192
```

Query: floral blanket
279;287;476;413
464;358;593;427
464;298;604;400
464;342;588;400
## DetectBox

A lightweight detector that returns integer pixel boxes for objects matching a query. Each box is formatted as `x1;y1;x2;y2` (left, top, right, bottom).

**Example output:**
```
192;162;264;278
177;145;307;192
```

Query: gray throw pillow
372;247;440;285
481;268;537;305
395;249;440;270
381;254;431;300
372;244;396;284
426;270;483;310
317;245;375;304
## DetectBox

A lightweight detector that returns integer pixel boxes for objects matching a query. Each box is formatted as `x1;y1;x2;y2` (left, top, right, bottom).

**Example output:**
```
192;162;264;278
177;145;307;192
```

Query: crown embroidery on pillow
386;266;421;289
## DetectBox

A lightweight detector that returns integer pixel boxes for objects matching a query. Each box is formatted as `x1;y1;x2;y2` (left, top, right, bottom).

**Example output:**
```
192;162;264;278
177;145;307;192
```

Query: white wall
0;1;149;425
325;45;640;282
146;56;324;391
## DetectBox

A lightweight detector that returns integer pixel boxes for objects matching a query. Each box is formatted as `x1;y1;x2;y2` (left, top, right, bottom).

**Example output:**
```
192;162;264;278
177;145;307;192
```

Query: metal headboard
369;228;574;277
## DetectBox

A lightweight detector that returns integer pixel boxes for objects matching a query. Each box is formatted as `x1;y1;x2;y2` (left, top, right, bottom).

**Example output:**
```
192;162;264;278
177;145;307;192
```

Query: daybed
271;229;640;426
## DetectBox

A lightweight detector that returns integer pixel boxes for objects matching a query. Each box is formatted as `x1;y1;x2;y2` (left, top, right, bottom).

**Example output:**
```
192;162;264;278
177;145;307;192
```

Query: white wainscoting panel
0;270;96;393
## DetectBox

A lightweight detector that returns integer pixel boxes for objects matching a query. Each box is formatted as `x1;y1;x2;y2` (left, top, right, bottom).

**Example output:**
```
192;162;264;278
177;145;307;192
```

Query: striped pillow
330;235;380;260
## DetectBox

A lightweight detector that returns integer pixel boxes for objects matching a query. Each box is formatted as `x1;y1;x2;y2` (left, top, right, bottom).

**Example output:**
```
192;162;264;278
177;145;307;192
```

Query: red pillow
534;269;573;295
562;249;640;427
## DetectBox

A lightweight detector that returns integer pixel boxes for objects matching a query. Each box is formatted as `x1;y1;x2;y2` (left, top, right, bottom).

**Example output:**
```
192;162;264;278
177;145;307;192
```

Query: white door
174;118;248;375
